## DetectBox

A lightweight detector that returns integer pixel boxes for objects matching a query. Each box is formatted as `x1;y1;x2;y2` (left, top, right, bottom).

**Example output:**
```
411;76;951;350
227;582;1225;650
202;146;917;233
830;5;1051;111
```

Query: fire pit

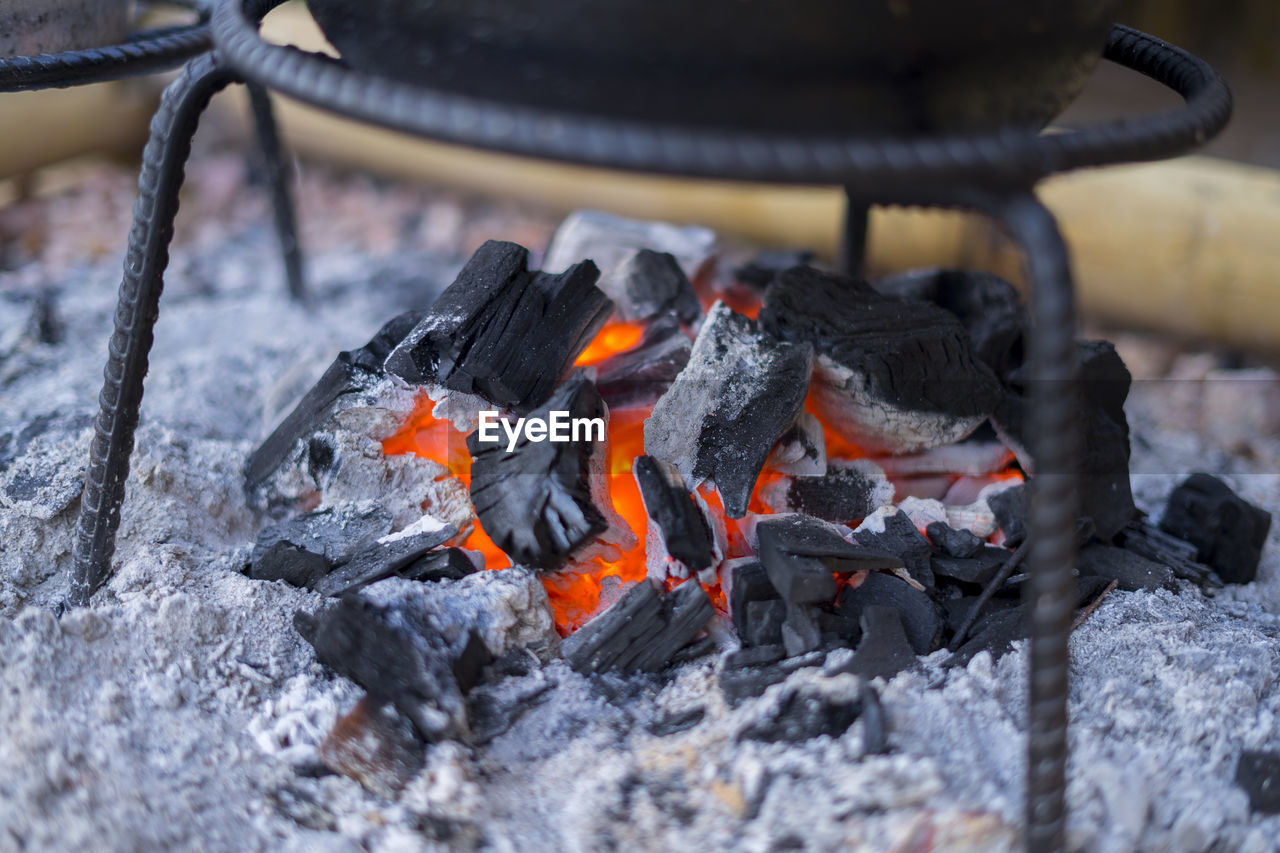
27;0;1263;850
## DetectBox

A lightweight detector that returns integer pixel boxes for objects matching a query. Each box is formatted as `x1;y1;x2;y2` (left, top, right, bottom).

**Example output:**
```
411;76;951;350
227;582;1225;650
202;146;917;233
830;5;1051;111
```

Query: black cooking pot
306;0;1120;135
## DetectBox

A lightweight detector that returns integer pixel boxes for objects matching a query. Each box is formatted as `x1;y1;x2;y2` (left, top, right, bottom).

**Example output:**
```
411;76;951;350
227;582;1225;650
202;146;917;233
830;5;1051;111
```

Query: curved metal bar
213;0;1230;187
0;1;211;93
68;53;236;606
246;82;306;301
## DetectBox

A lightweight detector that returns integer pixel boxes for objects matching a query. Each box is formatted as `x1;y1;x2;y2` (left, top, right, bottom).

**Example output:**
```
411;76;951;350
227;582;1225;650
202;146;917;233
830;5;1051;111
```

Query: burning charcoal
250;541;331;589
734;249;816;290
993;341;1136;540
647;707;706;737
594;314;692;410
252;503;393;569
987;483;1027;547
467;374;631;569
398;548;479;584
836;573;941;655
1116;521;1219;587
926;521;985;559
644;302;812;518
245;310;424;496
620;579;715;673
874;269;1026;379
634;455;716;577
294;595;467;743
842;607;917;681
560;579;664;674
1160;473;1272;585
1077;542;1176;592
1236;751;1280;814
761;459;894;524
607;248;701;324
319;695;426;798
738;677;863;743
385;241;612;412
314;518;459;597
756;514;905;605
873;442;1014;479
931;546;1012;586
766;412;827;477
851;511;934;591
760;266;1002;454
725;559;784;647
543;210;716;291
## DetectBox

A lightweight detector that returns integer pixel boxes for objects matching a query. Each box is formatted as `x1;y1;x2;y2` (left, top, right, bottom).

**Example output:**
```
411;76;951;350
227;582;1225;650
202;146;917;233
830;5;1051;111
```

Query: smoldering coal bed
232;208;1272;819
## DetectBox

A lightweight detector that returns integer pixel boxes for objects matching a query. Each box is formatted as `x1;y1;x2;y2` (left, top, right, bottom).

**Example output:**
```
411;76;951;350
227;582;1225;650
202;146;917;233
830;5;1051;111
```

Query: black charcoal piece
926;521;985;559
987;484;1027;547
609;248;701;324
734;249;816;290
644;302;812;518
245;310;424;495
294;595;466;743
844;606;917;681
634;455;715;572
760;265;1002;453
252;504;394;568
837;573;941;655
931;546;1012;586
756;514;904;605
315;523;459;597
467;374;610;569
384;240;612;412
1077;542;1177;592
741;599;787;648
319;696;426;798
1237;751;1280;814
738;685;862;743
946;607;1028;668
623;579;715;673
777;462;891;524
669;636;718;666
398;548;479;584
451;630;494;693
594;313;692;410
853;511;935;591
940;595;1020;638
250;540;331;589
726;559;785;647
719;663;791;706
780;601;824;657
875;269;1026;380
1117;521;1219;587
647;707;707;737
1160;473;1272;585
560;579;665;674
724;644;787;669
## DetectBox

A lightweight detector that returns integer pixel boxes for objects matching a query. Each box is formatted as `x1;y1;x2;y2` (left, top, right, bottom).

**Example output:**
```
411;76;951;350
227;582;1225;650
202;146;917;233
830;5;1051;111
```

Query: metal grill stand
67;2;1232;849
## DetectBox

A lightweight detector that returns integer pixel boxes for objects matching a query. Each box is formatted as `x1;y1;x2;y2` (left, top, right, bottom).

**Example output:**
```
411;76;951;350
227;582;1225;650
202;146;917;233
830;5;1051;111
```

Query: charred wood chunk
246;310;424;495
398;548;479;584
757;514;904;605
765;460;893;524
993;341;1135;540
466;374;610;569
946;607;1026;669
874;269;1026;380
1237;751;1280;814
1117;521;1218;587
760;266;1002;454
294;595;467;743
926;521;985;559
724;644;787;670
1160;473;1272;585
319;695;426;799
780;600;824;657
250;540;331;589
252;504;393;570
635;455;715;572
725;559;784;647
314;520;459;597
561;578;713;675
609;249;701;324
837;573;941;655
385;241;612;413
738;682;862;743
644;302;812;518
852;511;934;591
1077;542;1176;592
987;483;1027;547
624;579;715;673
842;606;917;681
594;313;692;411
931;545;1012;587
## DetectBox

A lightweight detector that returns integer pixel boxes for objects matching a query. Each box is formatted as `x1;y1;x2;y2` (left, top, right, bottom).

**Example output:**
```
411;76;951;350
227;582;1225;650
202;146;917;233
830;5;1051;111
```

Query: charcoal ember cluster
634;455;722;582
467;373;635;570
593;314;692;411
760;459;894;525
645;302;813;518
760;265;1003;454
385;240;613;413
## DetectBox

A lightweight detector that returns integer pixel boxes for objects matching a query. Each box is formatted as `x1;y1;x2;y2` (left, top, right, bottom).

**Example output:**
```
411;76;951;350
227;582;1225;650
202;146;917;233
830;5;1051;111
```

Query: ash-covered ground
2;155;1278;853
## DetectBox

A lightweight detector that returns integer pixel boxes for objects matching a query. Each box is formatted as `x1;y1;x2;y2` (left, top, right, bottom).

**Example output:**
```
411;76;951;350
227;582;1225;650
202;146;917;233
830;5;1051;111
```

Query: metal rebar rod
246;82;305;300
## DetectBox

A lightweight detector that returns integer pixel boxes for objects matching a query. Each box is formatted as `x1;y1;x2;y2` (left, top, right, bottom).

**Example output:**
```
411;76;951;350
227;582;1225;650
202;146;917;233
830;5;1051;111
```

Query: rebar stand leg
991;194;1081;853
246;82;305;300
838;189;870;276
68;54;237;607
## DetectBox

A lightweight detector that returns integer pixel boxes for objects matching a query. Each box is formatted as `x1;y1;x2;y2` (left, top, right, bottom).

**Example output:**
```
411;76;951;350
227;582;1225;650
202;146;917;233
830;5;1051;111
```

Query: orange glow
574;321;645;366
